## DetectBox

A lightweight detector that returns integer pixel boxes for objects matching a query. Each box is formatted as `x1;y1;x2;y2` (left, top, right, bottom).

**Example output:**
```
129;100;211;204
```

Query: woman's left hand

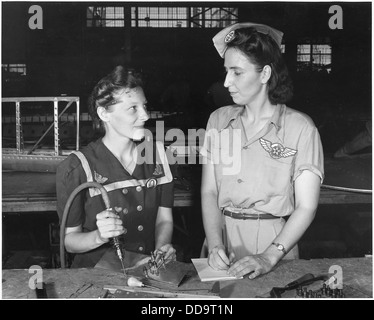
227;254;274;279
154;244;176;263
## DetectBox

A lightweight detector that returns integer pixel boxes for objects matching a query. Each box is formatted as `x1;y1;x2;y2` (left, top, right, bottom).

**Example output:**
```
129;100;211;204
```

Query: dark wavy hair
226;27;293;104
88;65;143;132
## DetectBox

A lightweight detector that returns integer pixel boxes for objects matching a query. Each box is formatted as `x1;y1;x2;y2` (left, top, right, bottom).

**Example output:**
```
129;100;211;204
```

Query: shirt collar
269;104;283;132
269;104;286;143
221;104;284;130
221;105;245;130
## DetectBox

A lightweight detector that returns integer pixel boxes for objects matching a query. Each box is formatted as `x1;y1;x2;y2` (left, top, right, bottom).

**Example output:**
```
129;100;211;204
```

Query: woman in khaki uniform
200;22;324;279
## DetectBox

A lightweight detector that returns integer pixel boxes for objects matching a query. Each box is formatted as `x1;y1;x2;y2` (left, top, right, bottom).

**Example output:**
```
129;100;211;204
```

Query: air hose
59;181;124;269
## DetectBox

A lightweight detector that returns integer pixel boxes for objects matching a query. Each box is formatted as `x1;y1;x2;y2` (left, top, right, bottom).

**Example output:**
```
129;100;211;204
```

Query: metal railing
2;96;80;156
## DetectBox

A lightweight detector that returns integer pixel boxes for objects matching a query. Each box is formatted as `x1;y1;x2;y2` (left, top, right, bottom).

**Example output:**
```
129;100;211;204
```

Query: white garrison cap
213;22;284;58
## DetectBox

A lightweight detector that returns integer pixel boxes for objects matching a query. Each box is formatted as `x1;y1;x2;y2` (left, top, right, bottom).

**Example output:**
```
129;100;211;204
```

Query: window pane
298;44;311;54
86;6;124;27
312;44;332;71
297;43;332;73
2;63;26;76
313;44;331;55
132;6;237;28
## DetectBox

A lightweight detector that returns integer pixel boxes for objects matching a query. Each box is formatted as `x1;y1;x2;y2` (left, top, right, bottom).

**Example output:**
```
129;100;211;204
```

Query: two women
58;22;324;279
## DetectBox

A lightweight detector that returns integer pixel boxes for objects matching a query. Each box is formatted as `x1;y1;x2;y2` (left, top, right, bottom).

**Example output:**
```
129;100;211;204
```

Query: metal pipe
321;184;372;194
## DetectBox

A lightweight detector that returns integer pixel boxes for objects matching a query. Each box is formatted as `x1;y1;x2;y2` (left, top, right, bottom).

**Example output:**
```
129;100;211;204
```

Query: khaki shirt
201;104;324;217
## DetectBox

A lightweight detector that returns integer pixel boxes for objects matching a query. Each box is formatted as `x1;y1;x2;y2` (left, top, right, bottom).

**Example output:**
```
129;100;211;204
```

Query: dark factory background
2;2;372;269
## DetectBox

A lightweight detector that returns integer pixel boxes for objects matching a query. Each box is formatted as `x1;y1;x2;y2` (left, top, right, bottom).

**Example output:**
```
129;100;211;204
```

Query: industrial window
297;43;332;73
191;7;238;28
2;64;26;75
86;6;125;27
131;7;238;28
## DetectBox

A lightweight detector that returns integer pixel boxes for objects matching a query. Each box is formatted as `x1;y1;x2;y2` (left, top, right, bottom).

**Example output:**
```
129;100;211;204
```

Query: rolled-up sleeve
293;126;324;183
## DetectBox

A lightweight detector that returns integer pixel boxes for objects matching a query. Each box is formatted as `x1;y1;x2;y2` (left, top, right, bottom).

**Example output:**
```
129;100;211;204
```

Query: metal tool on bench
257;273;328;298
143;250;167;277
103;278;220;299
140;252;188;288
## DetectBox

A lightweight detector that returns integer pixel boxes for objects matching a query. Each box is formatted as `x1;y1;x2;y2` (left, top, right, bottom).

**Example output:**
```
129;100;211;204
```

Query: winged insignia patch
94;171;108;184
153;163;163;176
259;138;297;159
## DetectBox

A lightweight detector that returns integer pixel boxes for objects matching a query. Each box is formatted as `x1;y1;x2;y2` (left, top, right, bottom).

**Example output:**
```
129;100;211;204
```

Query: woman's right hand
95;209;124;243
208;244;234;270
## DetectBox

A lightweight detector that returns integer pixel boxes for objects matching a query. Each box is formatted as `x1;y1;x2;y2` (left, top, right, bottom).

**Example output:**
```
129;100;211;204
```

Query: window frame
86;6;125;28
296;40;332;73
86;5;238;28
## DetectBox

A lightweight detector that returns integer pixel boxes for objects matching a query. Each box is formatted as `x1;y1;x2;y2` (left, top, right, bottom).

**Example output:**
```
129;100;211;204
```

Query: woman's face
223;48;266;106
102;86;149;141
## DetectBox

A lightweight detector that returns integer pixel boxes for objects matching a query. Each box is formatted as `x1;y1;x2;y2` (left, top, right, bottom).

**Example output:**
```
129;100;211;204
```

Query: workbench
2;257;372;299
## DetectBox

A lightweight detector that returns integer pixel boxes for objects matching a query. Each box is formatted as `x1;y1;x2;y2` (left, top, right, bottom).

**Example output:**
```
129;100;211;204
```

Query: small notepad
191;258;243;282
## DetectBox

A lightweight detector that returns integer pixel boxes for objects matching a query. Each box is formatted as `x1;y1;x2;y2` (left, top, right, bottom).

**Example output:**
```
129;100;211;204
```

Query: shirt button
139;246;144;252
123;228;127;234
137;225;144;232
122;208;128;214
136;186;142;192
137;205;143;212
122;188;128;195
237;179;243;183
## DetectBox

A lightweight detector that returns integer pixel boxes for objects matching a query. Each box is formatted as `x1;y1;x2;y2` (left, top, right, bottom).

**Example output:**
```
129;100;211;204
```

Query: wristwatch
272;242;287;254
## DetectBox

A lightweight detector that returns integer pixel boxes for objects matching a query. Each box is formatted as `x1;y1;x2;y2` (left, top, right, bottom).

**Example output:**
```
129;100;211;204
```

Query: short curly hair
88;65;143;133
226;27;293;104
